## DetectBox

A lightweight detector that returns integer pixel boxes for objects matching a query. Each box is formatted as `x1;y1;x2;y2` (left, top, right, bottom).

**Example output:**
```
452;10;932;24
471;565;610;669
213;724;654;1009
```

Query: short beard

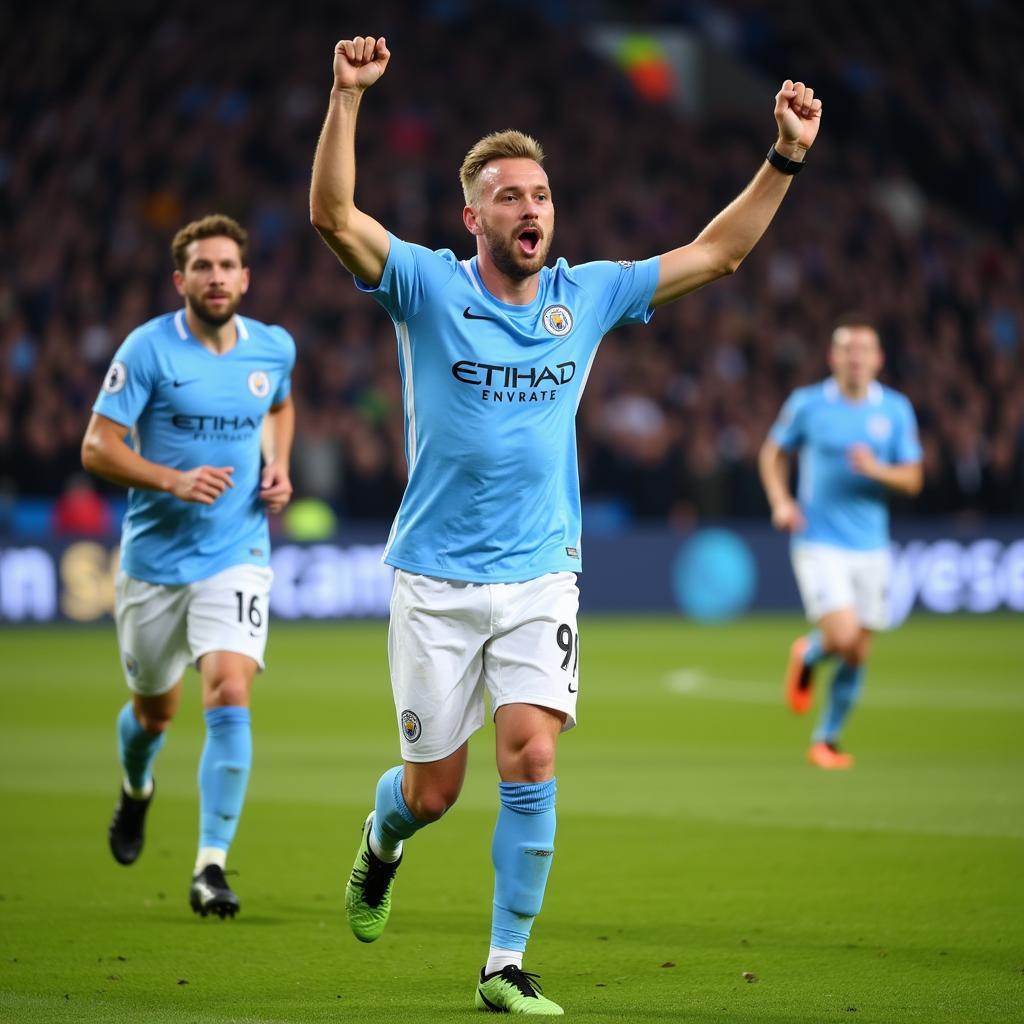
481;222;552;282
189;294;241;328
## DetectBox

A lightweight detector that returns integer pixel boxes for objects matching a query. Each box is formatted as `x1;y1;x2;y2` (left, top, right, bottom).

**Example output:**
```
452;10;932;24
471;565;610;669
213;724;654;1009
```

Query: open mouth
517;227;541;257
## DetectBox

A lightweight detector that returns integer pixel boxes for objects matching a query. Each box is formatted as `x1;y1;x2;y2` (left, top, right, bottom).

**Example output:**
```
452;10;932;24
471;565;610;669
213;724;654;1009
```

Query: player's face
468;159;554;281
829;326;883;391
173;237;250;327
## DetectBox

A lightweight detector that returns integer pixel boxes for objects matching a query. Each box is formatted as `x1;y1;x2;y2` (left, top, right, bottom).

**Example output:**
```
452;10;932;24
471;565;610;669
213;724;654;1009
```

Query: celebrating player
759;318;923;769
82;215;295;917
310;34;821;1014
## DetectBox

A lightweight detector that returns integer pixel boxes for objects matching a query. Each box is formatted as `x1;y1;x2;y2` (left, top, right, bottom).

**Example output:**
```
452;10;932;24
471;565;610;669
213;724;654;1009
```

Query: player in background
81;215;296;917
311;35;821;1014
759;318;923;769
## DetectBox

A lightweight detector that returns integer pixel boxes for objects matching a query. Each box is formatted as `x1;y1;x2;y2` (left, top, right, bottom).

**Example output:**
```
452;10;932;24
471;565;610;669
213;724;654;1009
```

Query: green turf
0;615;1021;1023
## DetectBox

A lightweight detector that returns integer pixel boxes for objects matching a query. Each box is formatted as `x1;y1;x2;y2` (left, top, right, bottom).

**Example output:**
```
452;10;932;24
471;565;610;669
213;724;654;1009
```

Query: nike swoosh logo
568;681;578;693
463;307;498;322
172;379;198;388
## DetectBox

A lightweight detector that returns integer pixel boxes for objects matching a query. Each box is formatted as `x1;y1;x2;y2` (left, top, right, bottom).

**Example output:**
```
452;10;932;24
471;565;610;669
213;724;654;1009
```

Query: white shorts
114;564;273;696
388;569;581;762
791;543;891;631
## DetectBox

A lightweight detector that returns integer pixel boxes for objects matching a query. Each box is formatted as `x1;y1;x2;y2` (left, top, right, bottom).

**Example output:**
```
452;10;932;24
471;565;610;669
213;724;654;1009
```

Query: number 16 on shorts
235;590;264;637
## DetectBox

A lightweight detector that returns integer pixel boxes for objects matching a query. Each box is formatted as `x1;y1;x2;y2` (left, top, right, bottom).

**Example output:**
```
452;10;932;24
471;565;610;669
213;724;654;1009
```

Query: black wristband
766;144;805;175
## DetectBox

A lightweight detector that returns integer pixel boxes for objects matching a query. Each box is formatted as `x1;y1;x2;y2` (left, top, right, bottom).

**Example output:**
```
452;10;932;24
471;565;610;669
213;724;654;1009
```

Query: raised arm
651;80;822;308
81;412;234;505
310;35;393;287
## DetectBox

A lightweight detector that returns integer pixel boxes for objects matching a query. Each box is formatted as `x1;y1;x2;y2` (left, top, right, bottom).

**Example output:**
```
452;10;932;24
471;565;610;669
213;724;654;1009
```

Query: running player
310;35;821;1014
82;214;296;917
759;318;923;769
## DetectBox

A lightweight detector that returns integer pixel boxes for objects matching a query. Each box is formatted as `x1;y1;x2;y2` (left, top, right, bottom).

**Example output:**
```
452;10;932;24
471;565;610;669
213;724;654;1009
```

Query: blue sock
372;765;425;852
117;702;165;790
813;661;865;744
198;707;252;852
490;779;557;953
803;629;829;667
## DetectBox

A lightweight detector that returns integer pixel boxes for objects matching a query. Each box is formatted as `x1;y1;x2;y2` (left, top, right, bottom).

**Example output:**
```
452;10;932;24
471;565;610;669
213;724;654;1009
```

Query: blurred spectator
52;473;113;536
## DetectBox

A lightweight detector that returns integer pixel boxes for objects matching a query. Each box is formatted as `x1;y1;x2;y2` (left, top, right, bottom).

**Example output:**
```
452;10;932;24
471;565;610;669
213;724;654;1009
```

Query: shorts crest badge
248;371;270;398
542;305;573;337
124;653;139;678
400;709;422;743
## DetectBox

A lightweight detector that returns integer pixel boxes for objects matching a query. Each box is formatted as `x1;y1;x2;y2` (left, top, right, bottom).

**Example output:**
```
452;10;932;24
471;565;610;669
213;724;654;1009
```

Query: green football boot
344;812;401;942
475;965;564;1015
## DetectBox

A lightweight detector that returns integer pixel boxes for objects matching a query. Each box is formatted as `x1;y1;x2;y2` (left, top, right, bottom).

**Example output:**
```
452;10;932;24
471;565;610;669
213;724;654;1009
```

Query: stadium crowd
2;0;1021;525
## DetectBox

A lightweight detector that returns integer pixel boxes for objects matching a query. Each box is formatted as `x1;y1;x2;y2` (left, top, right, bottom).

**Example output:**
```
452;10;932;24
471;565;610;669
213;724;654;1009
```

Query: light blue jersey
93;310;295;584
358;233;660;582
770;378;922;551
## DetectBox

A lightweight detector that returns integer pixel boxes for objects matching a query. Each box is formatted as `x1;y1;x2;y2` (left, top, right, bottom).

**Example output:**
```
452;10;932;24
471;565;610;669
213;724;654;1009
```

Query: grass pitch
0;614;1021;1023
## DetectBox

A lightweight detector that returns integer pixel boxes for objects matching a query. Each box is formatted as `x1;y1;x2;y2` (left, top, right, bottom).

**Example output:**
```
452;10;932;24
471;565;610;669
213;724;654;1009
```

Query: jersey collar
174;308;248;341
825;377;883;405
459;259;486;298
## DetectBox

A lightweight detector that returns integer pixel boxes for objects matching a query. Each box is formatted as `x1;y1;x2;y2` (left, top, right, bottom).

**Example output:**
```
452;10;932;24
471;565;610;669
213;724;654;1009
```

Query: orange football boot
785;636;814;714
807;741;855;770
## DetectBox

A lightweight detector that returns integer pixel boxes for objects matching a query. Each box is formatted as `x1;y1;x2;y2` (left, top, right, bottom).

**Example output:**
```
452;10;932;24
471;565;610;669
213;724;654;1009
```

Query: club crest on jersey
248;370;270;398
400;709;422;743
542;305;573;337
103;361;128;394
867;414;892;441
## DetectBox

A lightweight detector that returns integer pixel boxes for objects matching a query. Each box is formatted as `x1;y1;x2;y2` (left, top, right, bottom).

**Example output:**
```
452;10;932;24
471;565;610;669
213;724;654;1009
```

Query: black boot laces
202;865;236;891
499;965;543;998
355;849;399;908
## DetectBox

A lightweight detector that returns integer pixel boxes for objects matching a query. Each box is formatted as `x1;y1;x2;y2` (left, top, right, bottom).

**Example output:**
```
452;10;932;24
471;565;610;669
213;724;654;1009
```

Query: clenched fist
171;465;234;505
333;35;391;92
774;80;822;152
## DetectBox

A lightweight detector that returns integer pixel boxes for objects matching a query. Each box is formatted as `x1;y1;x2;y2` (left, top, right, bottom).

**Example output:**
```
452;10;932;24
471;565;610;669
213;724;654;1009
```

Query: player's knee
136;710;173;734
827;628;860;661
405;787;457;823
205;674;250;708
507;735;556;783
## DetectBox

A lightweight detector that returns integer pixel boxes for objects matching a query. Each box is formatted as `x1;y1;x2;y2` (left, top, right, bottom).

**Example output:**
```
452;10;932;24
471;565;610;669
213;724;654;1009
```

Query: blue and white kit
361;234;660;753
360;233;660;584
770;377;922;626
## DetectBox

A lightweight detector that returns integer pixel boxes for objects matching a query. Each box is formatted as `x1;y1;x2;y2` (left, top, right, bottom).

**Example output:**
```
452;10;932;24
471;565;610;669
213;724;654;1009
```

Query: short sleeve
93;329;157;428
892;395;923;464
271;326;296;405
355;232;458;323
769;390;807;450
569;257;661;332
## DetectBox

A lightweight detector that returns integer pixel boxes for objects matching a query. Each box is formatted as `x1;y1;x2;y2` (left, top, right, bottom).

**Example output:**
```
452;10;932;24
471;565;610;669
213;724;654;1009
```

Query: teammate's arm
848;445;924;496
651;81;822;308
310;35;392;287
81;412;234;505
759;436;806;532
259;395;295;514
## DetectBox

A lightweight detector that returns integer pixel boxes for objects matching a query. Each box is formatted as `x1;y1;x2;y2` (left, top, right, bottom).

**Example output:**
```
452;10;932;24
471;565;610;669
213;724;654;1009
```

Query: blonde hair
459;130;546;205
171;214;249;271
